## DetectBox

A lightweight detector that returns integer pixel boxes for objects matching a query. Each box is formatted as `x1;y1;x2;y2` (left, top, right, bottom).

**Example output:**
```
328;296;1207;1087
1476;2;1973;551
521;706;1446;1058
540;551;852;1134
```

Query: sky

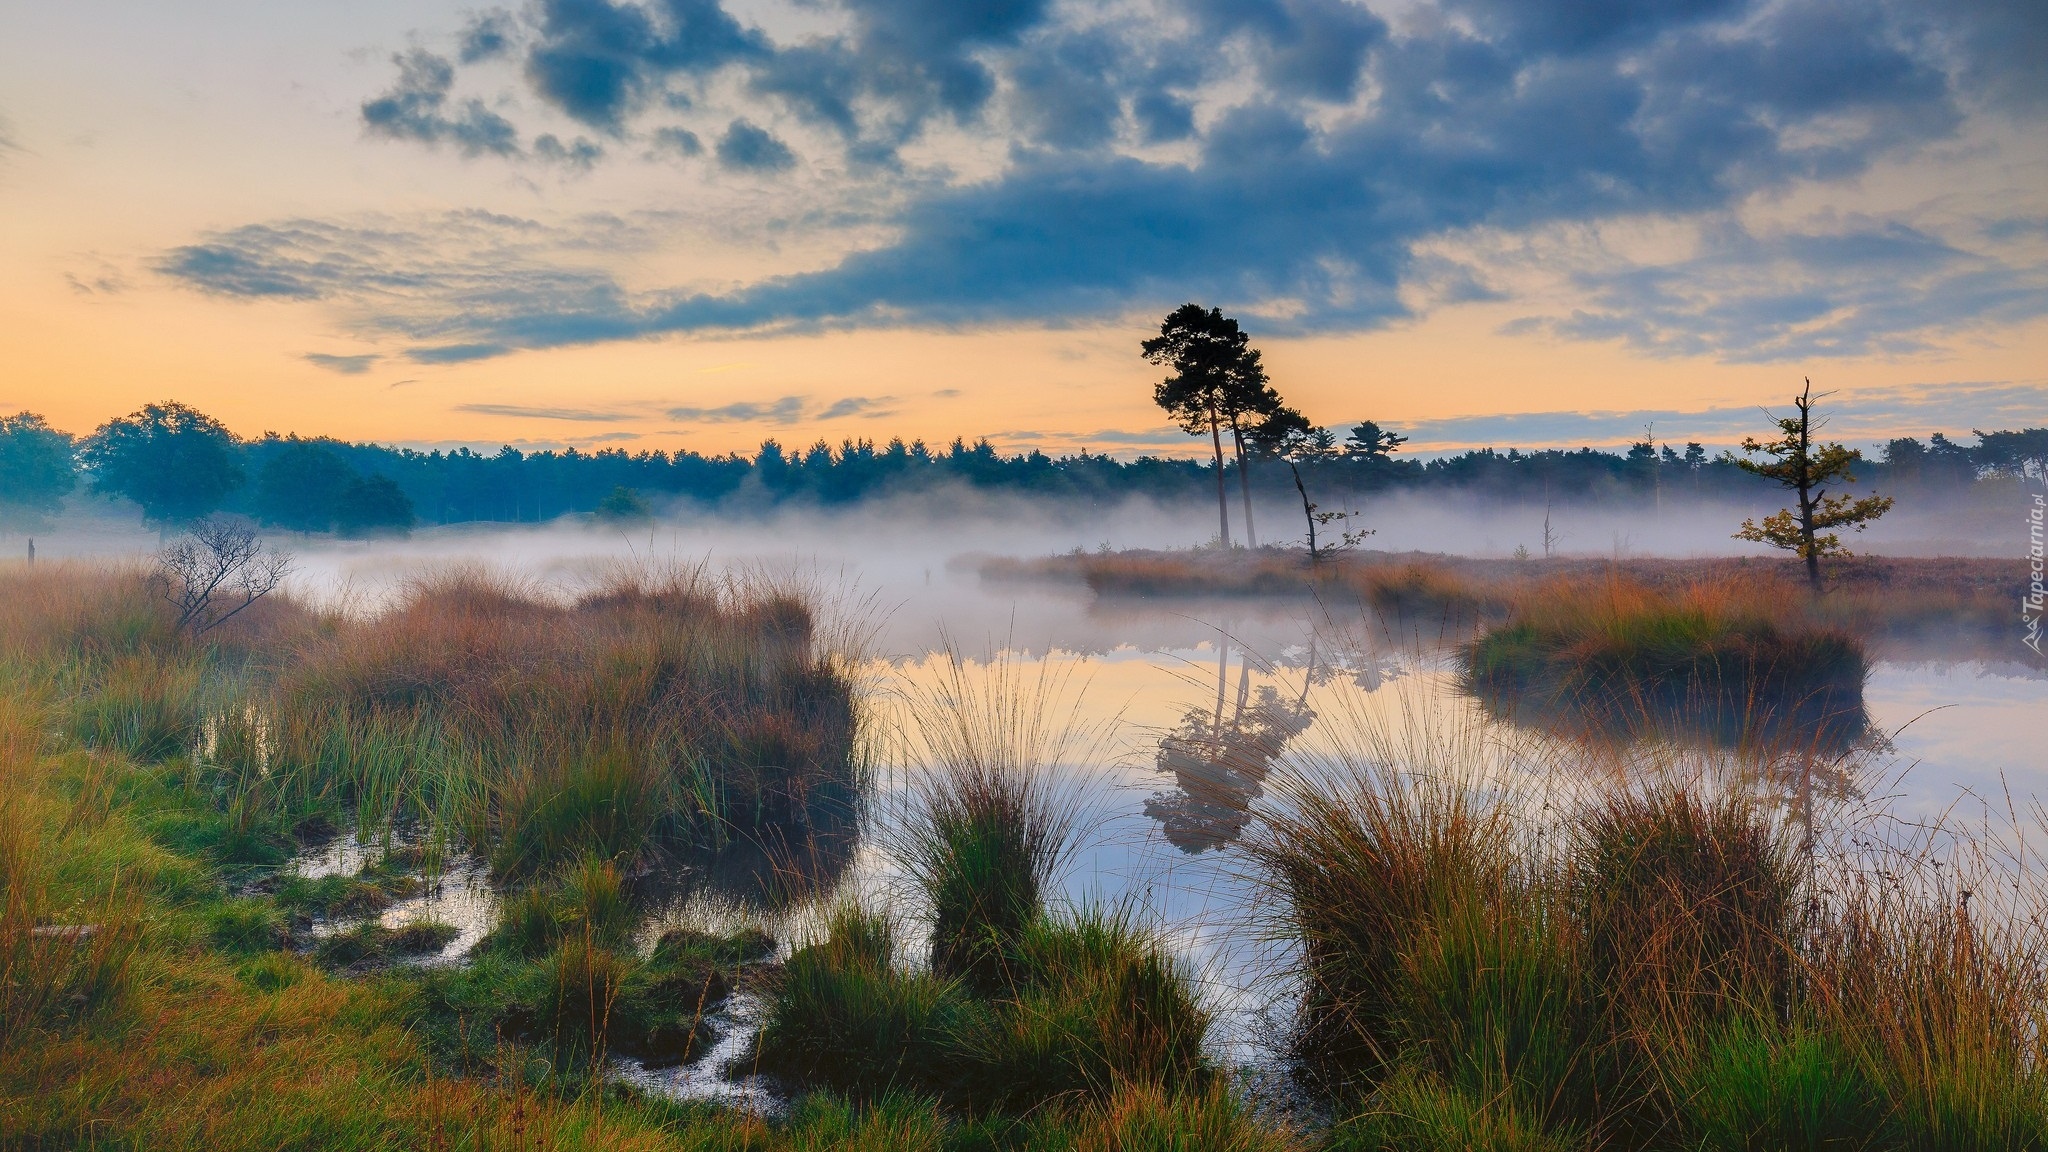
0;0;2044;457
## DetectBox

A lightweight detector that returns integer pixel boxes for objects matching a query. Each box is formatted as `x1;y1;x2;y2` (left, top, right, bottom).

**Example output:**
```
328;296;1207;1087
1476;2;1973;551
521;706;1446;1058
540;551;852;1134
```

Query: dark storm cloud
361;50;521;156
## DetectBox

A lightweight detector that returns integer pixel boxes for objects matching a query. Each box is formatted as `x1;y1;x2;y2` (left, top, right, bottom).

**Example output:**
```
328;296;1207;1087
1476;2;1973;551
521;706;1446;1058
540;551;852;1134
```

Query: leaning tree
1733;379;1893;590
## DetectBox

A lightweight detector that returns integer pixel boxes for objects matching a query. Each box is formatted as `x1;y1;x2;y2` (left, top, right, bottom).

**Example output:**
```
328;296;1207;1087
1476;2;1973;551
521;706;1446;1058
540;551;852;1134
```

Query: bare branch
153;514;292;636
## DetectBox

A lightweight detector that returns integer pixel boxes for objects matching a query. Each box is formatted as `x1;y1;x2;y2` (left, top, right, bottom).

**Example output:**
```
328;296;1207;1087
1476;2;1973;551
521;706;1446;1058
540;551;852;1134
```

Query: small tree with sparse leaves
1733;379;1892;590
154;515;291;635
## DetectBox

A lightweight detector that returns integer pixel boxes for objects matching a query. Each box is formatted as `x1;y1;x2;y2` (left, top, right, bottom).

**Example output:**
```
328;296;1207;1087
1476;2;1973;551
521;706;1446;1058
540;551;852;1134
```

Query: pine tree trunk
1232;426;1258;548
1208;405;1231;547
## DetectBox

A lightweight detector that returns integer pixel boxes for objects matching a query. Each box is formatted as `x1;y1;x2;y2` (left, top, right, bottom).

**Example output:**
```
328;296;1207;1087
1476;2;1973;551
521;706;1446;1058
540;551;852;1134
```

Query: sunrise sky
1;0;2043;458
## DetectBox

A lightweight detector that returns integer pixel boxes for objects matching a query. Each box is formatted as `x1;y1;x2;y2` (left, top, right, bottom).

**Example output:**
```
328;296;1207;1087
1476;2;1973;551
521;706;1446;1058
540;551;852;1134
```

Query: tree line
0;391;2039;535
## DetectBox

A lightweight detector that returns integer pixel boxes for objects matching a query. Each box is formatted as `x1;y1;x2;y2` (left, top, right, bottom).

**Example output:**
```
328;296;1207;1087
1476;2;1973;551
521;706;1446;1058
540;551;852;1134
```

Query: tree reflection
1145;639;1316;853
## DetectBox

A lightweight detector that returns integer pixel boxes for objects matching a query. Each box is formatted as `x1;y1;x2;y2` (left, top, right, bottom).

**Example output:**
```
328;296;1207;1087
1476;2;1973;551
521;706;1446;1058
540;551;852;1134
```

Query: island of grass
1461;576;1871;749
982;547;2031;647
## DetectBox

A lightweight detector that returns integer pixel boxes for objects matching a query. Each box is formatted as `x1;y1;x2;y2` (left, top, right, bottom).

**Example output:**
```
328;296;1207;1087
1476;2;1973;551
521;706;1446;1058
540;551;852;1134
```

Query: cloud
667;395;806;423
650;125;702;156
461;11;519;63
455;402;633;420
1195;0;1386;103
179;0;2045;364
1509;218;2048;360
304;352;379;373
361;50;520;156
534;133;604;168
816;395;894;419
1391;381;2048;451
409;342;513;363
521;0;768;130
156;212;639;343
715;119;794;171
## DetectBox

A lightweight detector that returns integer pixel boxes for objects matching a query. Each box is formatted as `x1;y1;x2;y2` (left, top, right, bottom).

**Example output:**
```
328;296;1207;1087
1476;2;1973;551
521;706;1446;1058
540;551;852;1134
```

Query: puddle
611;989;784;1114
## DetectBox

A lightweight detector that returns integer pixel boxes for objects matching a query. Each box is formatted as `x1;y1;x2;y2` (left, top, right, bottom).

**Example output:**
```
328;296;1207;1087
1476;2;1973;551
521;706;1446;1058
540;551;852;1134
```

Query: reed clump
268;568;859;878
1253;753;2048;1150
756;649;1214;1115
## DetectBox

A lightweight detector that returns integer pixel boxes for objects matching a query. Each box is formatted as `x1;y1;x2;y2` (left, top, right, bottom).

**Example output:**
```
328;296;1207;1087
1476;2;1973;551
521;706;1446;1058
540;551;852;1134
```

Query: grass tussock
270;566;860;878
757;649;1217;1115
1252;742;2048;1151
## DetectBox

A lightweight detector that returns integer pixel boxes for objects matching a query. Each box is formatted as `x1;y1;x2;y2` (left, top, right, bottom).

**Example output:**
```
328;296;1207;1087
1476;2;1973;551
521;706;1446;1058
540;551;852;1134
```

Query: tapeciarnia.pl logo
2025;486;2045;656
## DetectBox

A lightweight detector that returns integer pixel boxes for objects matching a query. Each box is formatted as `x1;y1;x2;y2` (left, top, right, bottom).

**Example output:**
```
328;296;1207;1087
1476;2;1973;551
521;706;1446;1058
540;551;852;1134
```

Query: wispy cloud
667;395;807;424
1391;381;2048;451
304;352;378;374
816;395;894;419
455;403;634;422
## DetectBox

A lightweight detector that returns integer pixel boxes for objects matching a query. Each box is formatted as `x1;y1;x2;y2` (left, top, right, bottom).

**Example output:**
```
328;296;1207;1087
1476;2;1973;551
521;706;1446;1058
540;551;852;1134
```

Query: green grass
755;905;1213;1111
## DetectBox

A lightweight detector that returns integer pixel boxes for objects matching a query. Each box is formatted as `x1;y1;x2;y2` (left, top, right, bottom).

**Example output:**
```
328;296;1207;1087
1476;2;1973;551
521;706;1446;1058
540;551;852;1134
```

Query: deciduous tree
0;412;77;516
80;402;244;527
256;440;355;532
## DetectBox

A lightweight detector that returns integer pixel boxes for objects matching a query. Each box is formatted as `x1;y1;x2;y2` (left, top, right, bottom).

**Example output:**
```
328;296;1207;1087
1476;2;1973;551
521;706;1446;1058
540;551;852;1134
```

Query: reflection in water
1146;637;1316;852
1465;668;1874;760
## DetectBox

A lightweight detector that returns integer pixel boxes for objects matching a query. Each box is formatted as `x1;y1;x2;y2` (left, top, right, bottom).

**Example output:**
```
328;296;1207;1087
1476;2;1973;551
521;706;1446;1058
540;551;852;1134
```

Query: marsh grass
0;562;1309;1149
1464;575;1871;752
1250;698;2048;1150
756;647;1217;1114
991;549;2027;646
881;644;1103;989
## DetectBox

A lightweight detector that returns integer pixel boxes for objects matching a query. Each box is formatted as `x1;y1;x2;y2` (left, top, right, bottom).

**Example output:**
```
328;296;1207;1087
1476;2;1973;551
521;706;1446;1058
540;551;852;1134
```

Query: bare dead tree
1291;463;1372;563
154;515;291;635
